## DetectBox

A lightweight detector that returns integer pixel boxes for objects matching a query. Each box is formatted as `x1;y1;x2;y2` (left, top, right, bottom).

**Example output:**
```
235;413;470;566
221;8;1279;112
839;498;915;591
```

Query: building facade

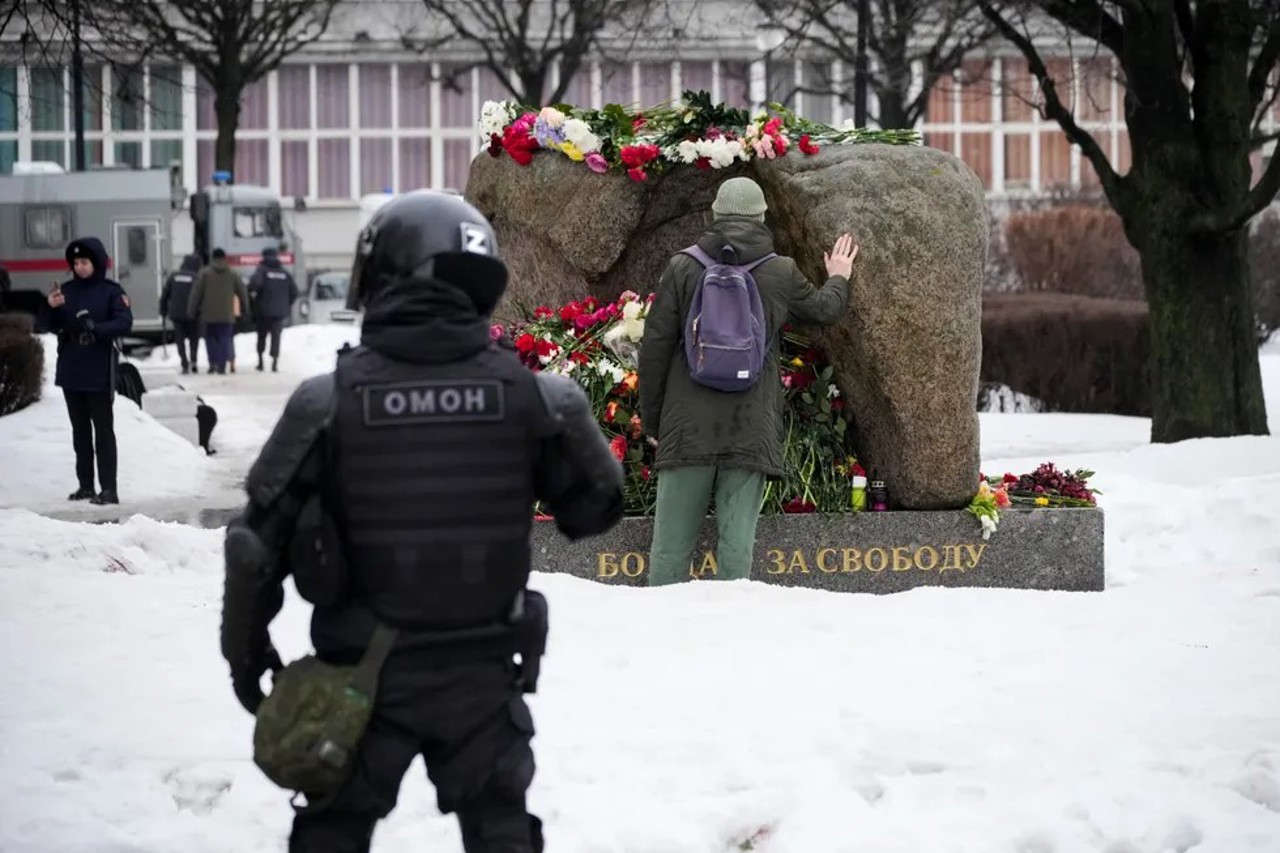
1;3;1274;268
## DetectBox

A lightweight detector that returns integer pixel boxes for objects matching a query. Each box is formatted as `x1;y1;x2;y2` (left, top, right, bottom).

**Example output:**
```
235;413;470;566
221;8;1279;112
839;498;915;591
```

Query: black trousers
63;389;116;492
256;318;285;360
171;319;201;367
289;658;543;853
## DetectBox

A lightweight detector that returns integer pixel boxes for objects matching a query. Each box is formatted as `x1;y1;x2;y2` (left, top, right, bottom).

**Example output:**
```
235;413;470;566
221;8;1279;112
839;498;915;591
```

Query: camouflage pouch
252;623;398;802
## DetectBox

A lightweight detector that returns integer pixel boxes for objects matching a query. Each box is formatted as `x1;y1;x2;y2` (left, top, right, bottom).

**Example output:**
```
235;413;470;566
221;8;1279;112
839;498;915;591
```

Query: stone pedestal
531;509;1105;593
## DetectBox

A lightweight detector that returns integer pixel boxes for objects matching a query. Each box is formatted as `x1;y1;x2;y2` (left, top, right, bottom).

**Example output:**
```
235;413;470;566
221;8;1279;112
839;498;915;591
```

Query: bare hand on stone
824;233;859;279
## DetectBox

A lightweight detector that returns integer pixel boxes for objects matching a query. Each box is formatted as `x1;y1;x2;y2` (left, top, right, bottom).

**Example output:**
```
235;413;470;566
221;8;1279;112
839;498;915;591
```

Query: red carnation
488;133;504;157
627;166;648;182
799;134;820;155
609;435;627;461
694;157;711;171
514;333;536;353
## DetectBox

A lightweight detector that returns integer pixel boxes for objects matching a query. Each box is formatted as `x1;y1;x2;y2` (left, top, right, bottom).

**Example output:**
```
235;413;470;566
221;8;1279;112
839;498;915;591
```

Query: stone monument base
531;509;1105;593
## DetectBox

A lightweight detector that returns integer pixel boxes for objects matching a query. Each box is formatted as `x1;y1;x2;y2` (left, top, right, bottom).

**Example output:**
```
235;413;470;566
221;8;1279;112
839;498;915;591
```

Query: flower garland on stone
481;89;920;182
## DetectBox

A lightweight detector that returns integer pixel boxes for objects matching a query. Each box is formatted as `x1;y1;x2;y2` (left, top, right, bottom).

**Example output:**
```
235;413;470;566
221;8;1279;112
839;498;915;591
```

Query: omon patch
362;379;505;426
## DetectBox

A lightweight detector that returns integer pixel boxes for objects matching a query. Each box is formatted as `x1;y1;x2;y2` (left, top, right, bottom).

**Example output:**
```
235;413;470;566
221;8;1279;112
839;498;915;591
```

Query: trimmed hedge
1003;205;1143;299
982;293;1149;417
0;313;45;417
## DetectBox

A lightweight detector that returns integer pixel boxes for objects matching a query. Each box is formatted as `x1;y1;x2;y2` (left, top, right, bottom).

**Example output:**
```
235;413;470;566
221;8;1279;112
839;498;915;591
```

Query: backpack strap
680;244;717;268
742;252;777;272
680;244;776;272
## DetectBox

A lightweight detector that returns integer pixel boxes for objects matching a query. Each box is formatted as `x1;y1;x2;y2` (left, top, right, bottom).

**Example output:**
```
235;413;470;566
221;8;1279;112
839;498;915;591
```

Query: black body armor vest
330;343;546;630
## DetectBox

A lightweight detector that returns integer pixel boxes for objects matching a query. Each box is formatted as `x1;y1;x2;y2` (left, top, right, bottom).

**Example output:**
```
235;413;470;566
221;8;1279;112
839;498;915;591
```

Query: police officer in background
220;191;624;852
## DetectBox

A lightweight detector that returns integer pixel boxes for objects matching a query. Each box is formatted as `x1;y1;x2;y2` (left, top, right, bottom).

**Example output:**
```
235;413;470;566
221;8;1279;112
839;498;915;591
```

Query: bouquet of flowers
494;293;862;517
481;89;920;182
967;463;1100;538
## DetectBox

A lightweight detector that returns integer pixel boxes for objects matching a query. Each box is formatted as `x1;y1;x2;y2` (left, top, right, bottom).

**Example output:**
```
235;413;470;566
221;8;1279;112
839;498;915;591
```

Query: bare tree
412;0;662;107
2;0;154;169
754;0;998;129
974;0;1280;443
101;0;341;173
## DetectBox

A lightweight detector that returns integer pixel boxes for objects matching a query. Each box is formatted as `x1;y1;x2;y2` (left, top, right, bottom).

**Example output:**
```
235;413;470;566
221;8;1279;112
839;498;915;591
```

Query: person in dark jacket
247;247;298;372
189;248;250;374
638;177;858;585
159;254;203;374
220;191;624;852
37;237;134;505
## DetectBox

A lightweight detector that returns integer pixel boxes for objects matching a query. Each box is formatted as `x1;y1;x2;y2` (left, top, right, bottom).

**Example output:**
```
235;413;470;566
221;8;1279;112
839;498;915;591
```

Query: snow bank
1;342;1278;852
0;336;221;515
135;323;361;379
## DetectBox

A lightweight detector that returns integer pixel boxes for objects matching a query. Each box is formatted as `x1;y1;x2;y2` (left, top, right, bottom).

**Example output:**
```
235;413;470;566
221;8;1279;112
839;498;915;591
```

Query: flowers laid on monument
967;465;1101;538
479;89;920;181
495;294;861;517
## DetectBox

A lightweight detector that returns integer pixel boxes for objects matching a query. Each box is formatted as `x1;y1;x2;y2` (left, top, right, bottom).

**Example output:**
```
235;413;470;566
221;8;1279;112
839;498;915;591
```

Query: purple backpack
680;244;775;392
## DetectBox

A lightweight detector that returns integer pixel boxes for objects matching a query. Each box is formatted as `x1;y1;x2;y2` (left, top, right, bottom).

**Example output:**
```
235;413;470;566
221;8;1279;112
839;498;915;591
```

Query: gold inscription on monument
594;543;986;579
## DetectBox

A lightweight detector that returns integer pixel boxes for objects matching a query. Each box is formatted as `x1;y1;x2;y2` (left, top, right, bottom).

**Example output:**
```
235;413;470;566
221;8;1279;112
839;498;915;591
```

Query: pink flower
489;323;505;340
752;138;775;160
585;152;609;173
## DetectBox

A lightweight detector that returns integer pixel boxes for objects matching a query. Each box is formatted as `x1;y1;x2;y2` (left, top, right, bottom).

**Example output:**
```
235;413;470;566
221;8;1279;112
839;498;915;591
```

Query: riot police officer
220;191;624;852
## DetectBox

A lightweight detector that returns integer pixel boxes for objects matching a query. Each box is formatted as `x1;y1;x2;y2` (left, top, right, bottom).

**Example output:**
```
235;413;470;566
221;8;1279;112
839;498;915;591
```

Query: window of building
278;66;312;130
358;64;392;128
679;61;713;98
25;207;71;248
638;63;671;106
601;61;632;106
317;64;349;129
149;65;184;131
800;61;834;123
113;65;144;131
281;140;309;198
317;138;350;198
30;68;65;131
233;206;284;238
0;67;16;132
150;139;182;171
0;141;15;173
115;141;142;168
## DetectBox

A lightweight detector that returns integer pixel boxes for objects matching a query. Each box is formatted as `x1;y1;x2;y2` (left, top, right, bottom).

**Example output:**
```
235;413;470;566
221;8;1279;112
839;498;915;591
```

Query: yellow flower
790;356;804;367
1034;496;1049;507
560;141;585;162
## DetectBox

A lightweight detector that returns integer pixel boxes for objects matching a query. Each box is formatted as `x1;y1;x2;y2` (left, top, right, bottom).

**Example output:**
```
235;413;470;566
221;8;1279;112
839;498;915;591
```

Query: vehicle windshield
233;205;284;238
312;273;349;301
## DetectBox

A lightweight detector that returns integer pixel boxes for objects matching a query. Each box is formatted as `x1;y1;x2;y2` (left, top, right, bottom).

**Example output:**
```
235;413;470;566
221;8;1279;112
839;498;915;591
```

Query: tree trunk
213;89;241;175
1140;223;1269;442
873;89;912;130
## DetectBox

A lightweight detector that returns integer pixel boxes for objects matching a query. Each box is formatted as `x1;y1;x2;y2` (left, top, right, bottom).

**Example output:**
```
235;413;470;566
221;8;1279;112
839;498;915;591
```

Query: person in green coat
188;248;251;374
638;176;860;586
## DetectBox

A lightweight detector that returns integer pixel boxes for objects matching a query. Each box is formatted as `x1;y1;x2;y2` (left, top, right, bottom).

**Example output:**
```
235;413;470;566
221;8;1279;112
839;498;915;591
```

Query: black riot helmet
347;190;507;314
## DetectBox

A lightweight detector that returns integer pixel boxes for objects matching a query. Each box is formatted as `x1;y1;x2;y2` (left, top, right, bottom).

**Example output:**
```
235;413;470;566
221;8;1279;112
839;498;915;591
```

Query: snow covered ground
0;335;1278;851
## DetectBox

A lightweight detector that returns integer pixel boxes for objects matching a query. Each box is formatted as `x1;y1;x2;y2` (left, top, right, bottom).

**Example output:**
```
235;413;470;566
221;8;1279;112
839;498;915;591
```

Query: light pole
70;0;86;170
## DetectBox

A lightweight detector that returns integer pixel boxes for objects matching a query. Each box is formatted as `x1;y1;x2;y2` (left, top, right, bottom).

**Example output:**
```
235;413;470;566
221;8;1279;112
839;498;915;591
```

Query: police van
0;163;305;343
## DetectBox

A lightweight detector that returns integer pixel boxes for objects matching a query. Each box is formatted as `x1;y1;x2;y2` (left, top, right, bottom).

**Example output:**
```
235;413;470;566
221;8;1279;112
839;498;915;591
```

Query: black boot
91;489;119;505
256;355;264;372
272;358;278;372
181;362;190;375
68;487;95;501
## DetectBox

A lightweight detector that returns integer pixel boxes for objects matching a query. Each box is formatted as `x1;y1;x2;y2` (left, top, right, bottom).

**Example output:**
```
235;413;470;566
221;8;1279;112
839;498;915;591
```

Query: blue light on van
212;170;232;185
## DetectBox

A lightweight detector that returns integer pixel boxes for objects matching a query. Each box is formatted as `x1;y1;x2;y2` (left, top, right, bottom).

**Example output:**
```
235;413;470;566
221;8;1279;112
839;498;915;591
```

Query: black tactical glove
74;310;96;345
230;642;284;714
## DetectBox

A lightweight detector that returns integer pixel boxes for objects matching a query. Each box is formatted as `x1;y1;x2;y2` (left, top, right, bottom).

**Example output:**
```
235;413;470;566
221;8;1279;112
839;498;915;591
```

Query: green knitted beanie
712;177;768;221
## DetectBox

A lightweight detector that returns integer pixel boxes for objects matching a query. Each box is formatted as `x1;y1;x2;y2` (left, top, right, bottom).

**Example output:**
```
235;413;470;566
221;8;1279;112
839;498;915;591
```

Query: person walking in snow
638;176;858;585
159;254;203;374
246;247;297;372
36;237;134;505
188;248;249;375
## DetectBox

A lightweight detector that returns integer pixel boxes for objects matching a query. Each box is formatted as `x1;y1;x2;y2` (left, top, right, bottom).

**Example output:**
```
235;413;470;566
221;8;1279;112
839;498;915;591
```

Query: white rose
563;118;601;153
677;140;699;163
480;100;514;136
539;106;567;128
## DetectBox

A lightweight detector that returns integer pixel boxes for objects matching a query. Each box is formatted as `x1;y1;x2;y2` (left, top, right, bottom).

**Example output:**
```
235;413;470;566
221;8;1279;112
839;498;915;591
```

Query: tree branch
1031;0;1126;55
978;0;1127;213
1250;15;1280;109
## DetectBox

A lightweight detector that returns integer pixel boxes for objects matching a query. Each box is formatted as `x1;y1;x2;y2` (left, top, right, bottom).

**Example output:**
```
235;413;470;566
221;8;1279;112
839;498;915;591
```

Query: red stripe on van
1;257;114;273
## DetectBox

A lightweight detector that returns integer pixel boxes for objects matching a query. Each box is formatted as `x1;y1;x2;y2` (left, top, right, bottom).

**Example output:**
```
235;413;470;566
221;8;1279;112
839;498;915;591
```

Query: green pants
648;466;766;587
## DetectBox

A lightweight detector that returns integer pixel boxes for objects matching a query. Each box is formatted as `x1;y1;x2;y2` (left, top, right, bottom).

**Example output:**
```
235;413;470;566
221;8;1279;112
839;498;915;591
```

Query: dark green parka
638;216;850;477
